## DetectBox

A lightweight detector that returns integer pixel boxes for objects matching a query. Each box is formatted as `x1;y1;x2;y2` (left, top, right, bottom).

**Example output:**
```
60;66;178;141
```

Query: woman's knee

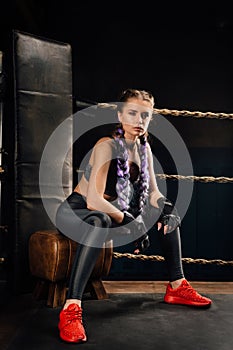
85;212;112;228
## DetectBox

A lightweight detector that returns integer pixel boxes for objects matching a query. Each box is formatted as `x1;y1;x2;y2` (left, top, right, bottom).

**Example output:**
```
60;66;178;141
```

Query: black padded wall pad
3;30;73;293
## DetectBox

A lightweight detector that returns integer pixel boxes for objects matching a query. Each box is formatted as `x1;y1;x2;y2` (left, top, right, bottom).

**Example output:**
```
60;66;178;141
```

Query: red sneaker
58;303;87;343
164;279;212;307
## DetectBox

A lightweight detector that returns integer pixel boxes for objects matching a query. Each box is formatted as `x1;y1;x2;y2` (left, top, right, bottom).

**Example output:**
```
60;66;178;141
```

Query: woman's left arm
147;144;181;234
147;143;164;208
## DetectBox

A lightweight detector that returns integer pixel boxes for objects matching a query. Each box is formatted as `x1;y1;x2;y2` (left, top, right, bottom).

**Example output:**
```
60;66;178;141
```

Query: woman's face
118;97;153;140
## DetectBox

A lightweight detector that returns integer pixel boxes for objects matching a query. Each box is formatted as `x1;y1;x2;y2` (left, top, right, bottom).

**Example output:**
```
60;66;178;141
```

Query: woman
56;88;212;343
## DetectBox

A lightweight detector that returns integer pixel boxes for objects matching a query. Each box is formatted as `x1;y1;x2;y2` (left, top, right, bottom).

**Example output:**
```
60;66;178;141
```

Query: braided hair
114;127;131;212
114;126;149;214
113;88;154;215
137;133;150;213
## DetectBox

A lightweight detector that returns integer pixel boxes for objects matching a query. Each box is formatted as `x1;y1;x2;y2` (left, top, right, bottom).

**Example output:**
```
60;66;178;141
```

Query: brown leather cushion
29;229;113;283
29;230;78;282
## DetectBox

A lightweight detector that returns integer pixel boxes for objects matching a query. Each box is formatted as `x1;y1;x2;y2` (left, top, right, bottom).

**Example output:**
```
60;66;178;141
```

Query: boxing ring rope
113;253;233;266
96;103;233;266
98;102;233;120
156;174;233;183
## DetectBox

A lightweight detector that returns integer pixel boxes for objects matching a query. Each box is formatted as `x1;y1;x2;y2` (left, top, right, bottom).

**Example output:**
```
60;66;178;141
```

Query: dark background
1;1;233;110
0;1;233;285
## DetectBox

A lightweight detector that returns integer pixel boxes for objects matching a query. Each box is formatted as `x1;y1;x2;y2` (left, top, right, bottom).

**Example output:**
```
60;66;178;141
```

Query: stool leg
47;281;67;308
33;280;49;301
88;279;109;300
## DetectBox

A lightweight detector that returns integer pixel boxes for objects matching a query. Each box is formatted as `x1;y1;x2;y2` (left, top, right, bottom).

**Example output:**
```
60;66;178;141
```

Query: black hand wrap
134;232;150;253
121;212;150;253
157;197;181;233
120;211;135;226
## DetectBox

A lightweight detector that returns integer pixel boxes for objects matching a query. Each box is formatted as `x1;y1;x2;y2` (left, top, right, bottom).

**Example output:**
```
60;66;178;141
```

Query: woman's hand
120;211;135;225
157;197;181;235
133;233;150;254
120;212;150;254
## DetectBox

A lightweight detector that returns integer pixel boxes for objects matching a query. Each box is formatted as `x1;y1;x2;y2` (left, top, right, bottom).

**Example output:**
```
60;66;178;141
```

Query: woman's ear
117;111;122;123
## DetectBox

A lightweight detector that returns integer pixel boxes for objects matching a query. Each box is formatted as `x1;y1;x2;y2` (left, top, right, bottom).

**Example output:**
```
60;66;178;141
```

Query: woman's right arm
86;137;124;224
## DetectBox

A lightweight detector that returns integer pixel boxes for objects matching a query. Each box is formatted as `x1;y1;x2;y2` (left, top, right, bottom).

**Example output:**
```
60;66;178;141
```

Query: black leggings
55;192;184;300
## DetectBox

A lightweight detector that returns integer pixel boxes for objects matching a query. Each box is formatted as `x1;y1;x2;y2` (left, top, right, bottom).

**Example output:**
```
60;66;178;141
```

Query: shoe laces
178;283;204;301
63;308;82;324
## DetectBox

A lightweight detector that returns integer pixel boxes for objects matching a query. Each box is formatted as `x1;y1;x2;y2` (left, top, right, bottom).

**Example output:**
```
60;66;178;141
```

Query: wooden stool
28;229;113;307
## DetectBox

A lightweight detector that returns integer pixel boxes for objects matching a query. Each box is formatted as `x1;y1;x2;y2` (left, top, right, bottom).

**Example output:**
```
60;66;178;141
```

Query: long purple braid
115;126;149;214
115;127;131;211
138;134;150;214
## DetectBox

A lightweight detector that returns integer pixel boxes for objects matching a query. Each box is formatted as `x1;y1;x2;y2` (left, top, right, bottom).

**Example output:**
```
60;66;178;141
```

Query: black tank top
83;158;140;198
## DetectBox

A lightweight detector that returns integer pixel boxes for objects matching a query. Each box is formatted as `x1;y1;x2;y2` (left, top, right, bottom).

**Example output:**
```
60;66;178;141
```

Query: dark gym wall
1;2;233;110
0;2;232;284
